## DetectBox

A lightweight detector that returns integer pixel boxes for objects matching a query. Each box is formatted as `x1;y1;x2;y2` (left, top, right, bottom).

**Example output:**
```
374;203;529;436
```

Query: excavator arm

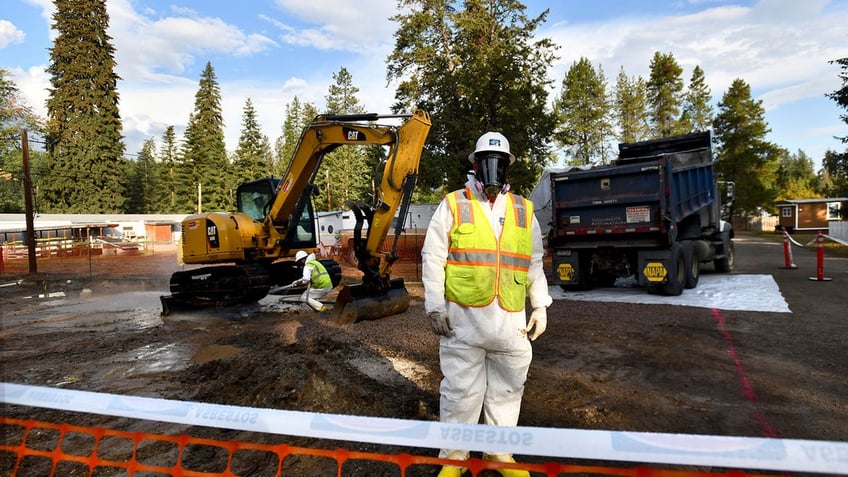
330;111;430;323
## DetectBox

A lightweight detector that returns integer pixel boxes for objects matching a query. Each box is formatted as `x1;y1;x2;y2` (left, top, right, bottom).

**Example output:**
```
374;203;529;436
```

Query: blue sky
2;0;846;169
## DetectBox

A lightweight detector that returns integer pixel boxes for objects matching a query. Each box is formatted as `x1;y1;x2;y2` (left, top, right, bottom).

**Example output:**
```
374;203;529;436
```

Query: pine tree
646;51;684;138
713;78;781;218
126;138;157;213
156;125;180;213
234;98;272;184
775;149;819;201
175;115;198;213
613;67;650;144
43;0;126;213
275;97;318;176
553;57;613;165
680;65;713;133
184;62;230;212
387;0;558;196
821;149;848;200
315;67;370;211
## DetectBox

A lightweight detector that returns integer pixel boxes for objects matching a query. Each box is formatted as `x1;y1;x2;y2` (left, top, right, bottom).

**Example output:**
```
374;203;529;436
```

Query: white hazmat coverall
422;178;552;462
294;253;333;311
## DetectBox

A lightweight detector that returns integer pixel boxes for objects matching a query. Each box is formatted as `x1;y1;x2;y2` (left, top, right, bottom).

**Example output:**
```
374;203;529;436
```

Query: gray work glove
428;311;452;336
524;307;547;341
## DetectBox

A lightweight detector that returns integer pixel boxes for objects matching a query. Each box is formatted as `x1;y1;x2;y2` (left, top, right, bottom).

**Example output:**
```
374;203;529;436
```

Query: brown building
775;198;848;232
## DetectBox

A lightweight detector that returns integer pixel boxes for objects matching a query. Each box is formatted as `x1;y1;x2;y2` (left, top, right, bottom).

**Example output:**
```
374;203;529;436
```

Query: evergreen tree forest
2;0;845;219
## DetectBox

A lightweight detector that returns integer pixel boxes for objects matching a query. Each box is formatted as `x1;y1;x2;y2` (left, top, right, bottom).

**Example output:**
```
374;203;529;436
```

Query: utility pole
21;129;37;274
326;169;331;210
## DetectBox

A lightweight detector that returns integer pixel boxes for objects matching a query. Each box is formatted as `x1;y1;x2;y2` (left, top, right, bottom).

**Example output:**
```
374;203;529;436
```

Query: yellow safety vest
307;259;332;289
444;188;534;311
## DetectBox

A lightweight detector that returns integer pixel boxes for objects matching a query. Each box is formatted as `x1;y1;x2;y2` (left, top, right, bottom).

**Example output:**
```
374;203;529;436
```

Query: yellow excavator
160;110;431;323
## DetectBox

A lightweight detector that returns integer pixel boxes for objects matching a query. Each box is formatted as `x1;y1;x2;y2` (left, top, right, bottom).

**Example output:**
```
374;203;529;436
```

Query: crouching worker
289;250;333;311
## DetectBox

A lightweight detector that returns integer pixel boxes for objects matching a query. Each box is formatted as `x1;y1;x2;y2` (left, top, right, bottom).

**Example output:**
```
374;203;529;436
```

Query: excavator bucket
330;278;410;324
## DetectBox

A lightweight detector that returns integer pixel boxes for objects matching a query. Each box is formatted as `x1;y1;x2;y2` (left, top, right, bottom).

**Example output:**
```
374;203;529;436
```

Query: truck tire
714;241;735;273
683;243;699;289
660;244;685;296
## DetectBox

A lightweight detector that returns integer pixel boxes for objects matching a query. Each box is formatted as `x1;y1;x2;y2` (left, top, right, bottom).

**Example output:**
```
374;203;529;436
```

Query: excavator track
160;264;270;315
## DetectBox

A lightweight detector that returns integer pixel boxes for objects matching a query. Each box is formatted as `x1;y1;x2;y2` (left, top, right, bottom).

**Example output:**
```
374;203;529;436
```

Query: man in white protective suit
422;132;552;477
289;250;333;312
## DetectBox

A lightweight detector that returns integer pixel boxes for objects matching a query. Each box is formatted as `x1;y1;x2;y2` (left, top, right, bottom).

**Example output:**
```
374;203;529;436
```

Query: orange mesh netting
1;416;790;477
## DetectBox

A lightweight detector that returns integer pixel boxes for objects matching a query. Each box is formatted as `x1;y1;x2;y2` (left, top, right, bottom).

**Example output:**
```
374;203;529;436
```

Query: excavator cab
236;178;277;221
236;178;319;249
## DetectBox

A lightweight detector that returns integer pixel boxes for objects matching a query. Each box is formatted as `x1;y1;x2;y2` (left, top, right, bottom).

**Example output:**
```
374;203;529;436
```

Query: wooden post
21;129;37;274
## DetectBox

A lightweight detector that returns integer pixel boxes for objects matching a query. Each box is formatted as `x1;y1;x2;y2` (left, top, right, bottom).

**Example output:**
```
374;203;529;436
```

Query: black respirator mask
474;153;510;198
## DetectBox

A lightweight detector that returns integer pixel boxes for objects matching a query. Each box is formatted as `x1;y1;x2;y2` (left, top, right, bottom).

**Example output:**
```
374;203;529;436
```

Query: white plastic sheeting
550;274;791;313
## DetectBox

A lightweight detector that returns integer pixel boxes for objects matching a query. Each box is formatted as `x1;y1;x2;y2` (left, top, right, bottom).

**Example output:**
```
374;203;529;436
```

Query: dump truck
548;131;734;295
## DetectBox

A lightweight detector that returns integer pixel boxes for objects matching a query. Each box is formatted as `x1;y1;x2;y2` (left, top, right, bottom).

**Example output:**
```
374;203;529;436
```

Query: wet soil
1;232;846;476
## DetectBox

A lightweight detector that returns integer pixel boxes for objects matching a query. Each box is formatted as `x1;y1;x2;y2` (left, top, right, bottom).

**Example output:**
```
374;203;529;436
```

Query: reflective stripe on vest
444;189;534;311
307;259;332;289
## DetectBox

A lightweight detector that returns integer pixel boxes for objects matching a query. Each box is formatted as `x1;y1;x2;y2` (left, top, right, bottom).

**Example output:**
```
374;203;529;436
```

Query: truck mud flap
638;246;685;296
330;278;410;324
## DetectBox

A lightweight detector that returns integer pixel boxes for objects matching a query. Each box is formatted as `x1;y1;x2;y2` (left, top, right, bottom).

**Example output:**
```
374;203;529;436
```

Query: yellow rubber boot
437;451;468;477
436;465;466;477
483;453;530;477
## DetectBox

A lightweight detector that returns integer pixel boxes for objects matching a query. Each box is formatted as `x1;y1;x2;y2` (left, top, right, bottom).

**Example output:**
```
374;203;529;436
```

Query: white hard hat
295;250;308;262
468;132;515;164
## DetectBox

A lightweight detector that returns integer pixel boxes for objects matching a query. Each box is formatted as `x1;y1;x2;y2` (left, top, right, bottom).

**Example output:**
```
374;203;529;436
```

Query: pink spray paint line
711;308;778;438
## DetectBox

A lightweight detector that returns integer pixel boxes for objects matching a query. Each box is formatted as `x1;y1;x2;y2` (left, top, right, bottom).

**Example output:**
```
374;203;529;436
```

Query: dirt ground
1;232;846;476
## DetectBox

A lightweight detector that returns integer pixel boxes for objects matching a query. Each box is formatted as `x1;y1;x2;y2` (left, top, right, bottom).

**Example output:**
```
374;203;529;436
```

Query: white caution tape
825;234;848;246
785;232;807;247
2;382;846;474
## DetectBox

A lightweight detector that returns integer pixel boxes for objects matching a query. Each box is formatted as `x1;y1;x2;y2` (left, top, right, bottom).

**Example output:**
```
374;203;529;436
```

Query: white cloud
9;65;49;118
0;20;25;48
106;0;277;82
798;123;844;139
760;76;835;111
269;0;396;51
281;77;309;93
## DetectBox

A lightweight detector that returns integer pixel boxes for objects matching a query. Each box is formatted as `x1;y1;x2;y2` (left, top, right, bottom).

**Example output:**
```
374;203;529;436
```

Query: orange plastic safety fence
1;416;780;477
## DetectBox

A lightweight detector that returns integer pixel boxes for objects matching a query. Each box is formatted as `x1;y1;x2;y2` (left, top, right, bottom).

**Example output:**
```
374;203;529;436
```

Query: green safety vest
444;188;534;312
306;259;332;289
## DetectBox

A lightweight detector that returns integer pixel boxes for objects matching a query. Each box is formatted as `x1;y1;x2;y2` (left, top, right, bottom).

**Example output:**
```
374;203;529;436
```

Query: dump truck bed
550;131;715;248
